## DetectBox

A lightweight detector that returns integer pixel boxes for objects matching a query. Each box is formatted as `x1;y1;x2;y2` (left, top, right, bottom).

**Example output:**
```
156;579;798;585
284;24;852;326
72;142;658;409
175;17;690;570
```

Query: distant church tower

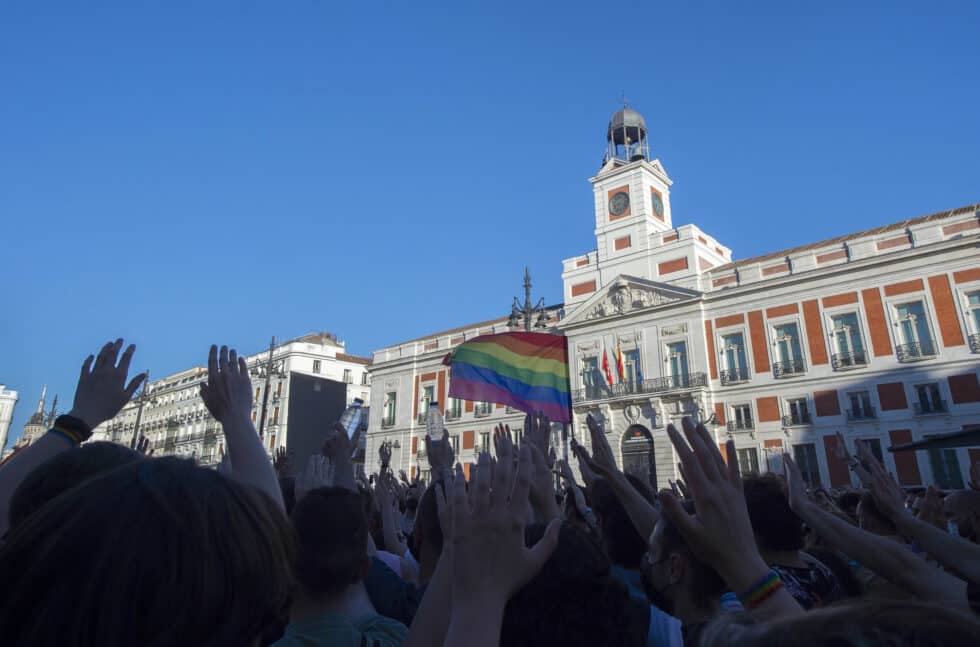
20;385;51;447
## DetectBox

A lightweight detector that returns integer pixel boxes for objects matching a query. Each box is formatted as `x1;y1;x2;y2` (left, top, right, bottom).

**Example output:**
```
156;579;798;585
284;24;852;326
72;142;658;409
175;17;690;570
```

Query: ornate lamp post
250;336;287;439
507;267;550;332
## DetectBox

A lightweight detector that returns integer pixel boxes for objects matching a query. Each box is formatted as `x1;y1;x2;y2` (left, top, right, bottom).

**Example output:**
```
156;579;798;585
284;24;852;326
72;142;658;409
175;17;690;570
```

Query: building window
450;434;460;457
783;398;811;426
361;372;370;385
720;333;749;384
272;406;280;426
446;397;463;420
736;447;760;475
772;323;805;377
846;391;875;420
666;341;689;386
793;443;821;487
475;401;493;417
830;313;867;369
275;382;282;399
343;369;353;384
419;385;435;421
383;392;397;427
312;360;321;374
255;387;261;401
895;301;936;361
728;404;753;431
268;433;276;450
582;356;603;399
479;431;491;453
913;383;946;414
967;292;980;352
926;437;964;489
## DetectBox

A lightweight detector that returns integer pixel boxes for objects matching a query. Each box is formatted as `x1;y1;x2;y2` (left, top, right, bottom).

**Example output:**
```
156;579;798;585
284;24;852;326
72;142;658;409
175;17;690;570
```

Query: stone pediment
562;275;700;326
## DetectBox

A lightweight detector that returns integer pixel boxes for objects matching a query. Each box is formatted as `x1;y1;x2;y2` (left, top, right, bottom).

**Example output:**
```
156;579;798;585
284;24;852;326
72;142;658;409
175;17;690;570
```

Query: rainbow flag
444;332;572;423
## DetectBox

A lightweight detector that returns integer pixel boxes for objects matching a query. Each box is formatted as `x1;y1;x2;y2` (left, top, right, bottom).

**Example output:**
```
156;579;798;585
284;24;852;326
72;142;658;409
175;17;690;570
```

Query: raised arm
783;453;968;608
584;413;660;542
660;417;804;621
200;344;283;509
0;339;145;536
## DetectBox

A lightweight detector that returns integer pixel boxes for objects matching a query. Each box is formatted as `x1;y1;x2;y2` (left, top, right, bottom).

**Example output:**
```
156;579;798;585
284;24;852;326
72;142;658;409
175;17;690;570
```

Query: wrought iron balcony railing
772;360;806;378
896;341;937;363
719;368;750;385
782;413;812;427
571;372;707;403
831;350;868;370
846;406;876;421
727;420;754;432
913;399;947;415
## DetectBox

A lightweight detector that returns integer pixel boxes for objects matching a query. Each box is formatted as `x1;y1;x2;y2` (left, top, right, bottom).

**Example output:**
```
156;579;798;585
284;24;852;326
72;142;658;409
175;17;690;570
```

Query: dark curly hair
742;473;805;551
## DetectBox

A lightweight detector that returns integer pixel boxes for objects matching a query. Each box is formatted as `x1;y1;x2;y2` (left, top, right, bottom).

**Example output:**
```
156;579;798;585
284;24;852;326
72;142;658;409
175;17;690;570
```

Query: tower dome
605;105;650;163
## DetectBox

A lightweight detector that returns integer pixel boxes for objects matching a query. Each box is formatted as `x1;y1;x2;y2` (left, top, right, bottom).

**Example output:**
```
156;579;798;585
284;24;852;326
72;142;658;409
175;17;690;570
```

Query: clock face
609;191;630;216
651;192;664;217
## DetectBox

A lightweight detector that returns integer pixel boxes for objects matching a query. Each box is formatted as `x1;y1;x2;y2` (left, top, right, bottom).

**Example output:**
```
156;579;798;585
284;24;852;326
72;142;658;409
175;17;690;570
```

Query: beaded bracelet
738;570;784;609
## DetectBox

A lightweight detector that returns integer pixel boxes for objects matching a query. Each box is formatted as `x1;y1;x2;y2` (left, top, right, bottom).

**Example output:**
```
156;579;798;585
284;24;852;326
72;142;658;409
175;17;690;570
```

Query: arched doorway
621;424;656;489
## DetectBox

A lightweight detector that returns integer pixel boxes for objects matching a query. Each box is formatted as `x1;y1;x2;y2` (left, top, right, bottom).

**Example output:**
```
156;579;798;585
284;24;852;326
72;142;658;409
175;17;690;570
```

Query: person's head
641;500;726;619
591;478;647;569
857;491;898;536
410;481;445;580
501;522;642;647
292;486;370;600
944;490;980;542
699;599;980;647
8;441;142;530
0;457;294;646
837;490;861;522
742;474;805;552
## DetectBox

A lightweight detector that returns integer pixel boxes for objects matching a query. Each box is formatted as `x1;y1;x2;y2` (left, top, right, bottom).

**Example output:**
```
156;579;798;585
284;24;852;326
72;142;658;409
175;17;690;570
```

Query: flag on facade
616;341;626;382
602;347;614;386
635;350;644;384
443;331;572;423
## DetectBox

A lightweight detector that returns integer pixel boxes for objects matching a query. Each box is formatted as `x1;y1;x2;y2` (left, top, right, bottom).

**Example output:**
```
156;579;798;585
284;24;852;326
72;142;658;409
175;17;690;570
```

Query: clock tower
562;106;731;306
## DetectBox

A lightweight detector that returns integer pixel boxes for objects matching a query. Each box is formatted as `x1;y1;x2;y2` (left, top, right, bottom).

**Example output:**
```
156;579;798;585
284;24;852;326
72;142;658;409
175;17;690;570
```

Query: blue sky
2;1;978;447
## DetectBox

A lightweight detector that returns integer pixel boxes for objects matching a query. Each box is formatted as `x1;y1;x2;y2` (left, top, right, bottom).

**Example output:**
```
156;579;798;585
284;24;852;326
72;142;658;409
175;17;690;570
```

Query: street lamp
249;336;287;439
507;267;550;332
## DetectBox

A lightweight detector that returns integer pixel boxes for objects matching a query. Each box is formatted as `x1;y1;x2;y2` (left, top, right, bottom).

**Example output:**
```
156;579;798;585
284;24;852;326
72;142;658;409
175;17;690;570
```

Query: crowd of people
1;338;979;646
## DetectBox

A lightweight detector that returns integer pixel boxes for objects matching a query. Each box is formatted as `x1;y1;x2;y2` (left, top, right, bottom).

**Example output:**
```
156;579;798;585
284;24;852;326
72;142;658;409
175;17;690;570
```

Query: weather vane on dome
621;91;628;109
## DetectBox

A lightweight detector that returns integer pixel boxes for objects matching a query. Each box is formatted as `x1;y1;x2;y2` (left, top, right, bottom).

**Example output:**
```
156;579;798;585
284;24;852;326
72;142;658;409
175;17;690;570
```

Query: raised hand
569;436;598;486
523;411;552;465
69;339;146;430
556;458;576;485
295;454;332;502
426;429;455;481
322;422;358;461
199;345;252;426
863;455;907;522
917;486;947;530
584;413;619;477
448;437;560;616
526;440;561;521
660;417;774;595
273;447;290;477
783;453;816;515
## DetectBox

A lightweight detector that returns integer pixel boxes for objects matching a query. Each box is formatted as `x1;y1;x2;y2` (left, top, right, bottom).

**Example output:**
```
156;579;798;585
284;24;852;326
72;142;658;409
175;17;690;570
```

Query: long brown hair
0;457;295;646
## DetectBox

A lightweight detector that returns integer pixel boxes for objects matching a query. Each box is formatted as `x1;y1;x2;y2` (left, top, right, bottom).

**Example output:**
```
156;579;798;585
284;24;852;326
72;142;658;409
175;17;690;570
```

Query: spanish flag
616;342;626;382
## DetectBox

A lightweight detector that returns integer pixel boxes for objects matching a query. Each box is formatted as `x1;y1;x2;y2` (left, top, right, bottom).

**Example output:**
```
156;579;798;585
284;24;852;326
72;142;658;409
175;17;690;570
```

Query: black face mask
640;552;674;614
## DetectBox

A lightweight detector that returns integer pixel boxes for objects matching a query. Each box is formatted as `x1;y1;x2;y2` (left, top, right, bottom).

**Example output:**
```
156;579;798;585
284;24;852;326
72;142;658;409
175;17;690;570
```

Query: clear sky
2;1;978;447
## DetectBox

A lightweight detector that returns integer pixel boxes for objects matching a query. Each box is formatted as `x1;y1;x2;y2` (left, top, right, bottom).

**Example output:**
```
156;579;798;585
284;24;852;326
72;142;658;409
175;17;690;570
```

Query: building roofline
711;202;979;272
337;353;372;366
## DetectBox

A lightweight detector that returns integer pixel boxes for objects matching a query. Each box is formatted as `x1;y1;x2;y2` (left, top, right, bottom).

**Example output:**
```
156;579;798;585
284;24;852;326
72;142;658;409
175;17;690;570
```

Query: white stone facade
366;109;980;491
0;385;18;455
91;333;371;464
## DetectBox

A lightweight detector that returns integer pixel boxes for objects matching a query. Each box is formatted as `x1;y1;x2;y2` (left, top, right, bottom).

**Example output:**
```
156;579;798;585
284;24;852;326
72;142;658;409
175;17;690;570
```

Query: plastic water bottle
338;398;364;439
425;401;443;439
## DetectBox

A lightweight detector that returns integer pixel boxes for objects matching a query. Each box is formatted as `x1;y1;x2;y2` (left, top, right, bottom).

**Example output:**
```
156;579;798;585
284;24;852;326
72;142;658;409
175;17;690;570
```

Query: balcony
896;341;936;363
474;406;493;418
381;417;396;429
719;368;750;385
727;420;754;432
571;372;707;403
445;409;461;421
772;360;806;378
782;413;812;427
417;413;427;425
831;351;868;370
914;400;948;415
969;333;980;353
846;406;877;421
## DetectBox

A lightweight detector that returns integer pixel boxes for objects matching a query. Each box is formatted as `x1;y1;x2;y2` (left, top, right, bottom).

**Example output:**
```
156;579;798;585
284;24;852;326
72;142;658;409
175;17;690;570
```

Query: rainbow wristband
50;426;85;445
738;570;784;609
